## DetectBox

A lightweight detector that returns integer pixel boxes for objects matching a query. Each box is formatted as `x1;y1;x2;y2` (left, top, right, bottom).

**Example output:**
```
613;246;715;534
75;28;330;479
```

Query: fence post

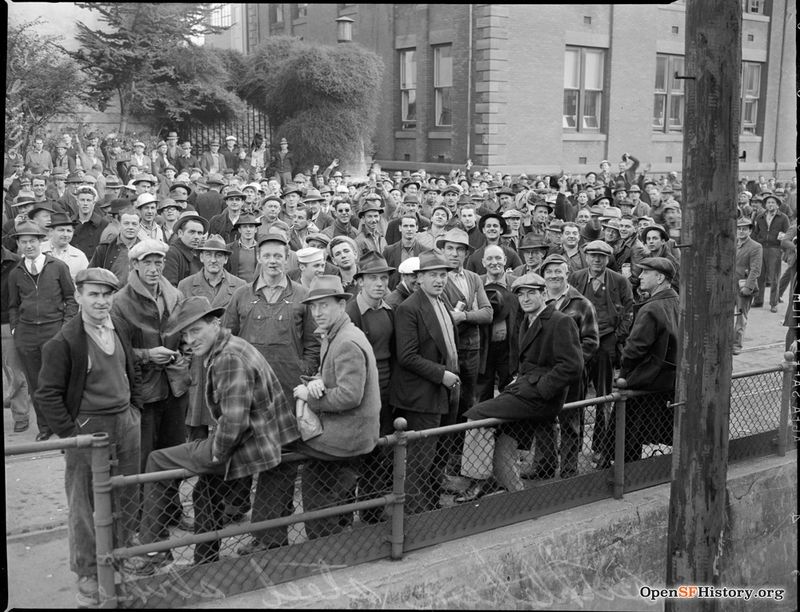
389;417;408;561
613;383;627;500
91;432;117;609
777;351;795;457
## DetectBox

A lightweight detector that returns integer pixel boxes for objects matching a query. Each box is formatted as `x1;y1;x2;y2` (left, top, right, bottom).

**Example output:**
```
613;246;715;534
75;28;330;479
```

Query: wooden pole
665;0;741;609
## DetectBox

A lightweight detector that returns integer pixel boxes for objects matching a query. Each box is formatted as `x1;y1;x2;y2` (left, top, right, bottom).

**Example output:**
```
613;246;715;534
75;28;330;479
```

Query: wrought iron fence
177;105;272;155
7;355;794;608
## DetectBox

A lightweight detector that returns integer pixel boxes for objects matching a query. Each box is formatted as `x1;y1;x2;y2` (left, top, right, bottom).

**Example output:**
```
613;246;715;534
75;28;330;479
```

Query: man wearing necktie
36;268;141;606
391;250;462;513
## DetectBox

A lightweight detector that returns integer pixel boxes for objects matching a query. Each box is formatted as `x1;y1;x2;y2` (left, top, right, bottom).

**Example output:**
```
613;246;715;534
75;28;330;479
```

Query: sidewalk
3;301;793;609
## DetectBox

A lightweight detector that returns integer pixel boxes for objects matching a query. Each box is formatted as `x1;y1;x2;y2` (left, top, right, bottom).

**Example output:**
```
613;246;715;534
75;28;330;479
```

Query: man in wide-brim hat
125;295;300;573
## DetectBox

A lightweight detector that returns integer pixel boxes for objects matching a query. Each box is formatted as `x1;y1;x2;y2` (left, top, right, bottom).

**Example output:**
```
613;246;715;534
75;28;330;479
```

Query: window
563;47;605;131
400;49;417;129
741;62;761;134
653;55;685;132
291;3;308;20
433;45;453;127
744;0;763;14
269;4;284;24
209;4;232;28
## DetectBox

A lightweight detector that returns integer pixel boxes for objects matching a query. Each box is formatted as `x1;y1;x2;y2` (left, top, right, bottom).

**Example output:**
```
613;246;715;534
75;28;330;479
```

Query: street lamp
336;16;354;43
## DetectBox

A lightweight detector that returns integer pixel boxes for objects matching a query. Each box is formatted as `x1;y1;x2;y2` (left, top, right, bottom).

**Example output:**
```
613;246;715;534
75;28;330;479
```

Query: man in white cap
36;268;141;604
385;255;419;309
221;135;239;170
134;193;165;242
294;246;327;289
110;238;189;526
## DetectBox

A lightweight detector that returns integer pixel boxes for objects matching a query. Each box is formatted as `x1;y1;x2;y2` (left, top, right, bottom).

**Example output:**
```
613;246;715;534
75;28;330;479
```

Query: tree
69;3;242;134
239;37;384;174
5;19;86;149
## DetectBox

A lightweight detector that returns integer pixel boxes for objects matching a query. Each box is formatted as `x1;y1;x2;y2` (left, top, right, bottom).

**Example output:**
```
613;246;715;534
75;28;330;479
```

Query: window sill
743;13;770;23
740;134;762;142
562;132;607;141
395;131;417;139
428;131;452;139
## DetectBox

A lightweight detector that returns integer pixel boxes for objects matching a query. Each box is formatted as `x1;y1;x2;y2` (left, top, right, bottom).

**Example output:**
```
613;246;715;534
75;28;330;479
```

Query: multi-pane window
741;62;761;134
209;4;232;27
291;3;308;20
400;49;417;129
269;4;284;24
744;0;763;14
433;45;453;127
563;47;605;131
653;55;685;132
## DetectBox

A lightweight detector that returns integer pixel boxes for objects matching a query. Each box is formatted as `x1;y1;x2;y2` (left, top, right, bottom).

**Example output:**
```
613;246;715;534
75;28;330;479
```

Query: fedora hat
12;194;36;208
29;202;58;216
640;224;669;242
358;200;384;217
478;212;508;235
174;212;209;234
198;234;232;254
223;189;246;200
233;213;260;228
436;228;472;251
353;252;396;279
303;189;325;203
416;250;455;272
169;181;193;196
300;275;352;304
736;217;754;228
109;198;134;214
518;233;549;251
165;296;226;336
12;220;47;238
205;173;226;186
131;174;156;185
282;183;303;197
157;197;185;212
47;212;79;227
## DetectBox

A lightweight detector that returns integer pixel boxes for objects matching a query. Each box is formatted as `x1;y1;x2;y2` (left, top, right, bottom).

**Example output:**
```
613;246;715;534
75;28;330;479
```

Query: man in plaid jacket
127;296;300;573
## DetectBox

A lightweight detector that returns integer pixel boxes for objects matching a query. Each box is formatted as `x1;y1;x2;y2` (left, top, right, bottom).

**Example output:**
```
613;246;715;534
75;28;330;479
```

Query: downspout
771;0;788;177
466;4;473;165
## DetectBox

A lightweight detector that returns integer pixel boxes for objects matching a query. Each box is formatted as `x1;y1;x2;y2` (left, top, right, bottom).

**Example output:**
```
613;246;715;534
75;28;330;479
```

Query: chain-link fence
68;356;794;608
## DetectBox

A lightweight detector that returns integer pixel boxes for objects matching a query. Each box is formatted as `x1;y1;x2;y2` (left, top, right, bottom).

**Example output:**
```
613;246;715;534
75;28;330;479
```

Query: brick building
204;3;796;178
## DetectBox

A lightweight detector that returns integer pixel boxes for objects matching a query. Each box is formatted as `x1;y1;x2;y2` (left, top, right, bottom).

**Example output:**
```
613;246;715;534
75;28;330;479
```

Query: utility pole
665;0;741;609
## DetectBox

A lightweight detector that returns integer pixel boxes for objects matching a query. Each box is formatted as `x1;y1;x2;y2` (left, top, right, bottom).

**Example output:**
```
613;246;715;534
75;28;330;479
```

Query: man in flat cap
37;268;141;604
733;217;762;355
619;256;679;463
89;204;141;286
200;139;227;176
455;272;583;502
126;296;299;572
110;238;189;526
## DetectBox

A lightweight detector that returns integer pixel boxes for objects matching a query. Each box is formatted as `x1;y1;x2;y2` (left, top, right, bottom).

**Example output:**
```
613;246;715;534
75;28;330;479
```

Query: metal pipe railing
90;433;117;609
777;351;796;456
4;433;97;456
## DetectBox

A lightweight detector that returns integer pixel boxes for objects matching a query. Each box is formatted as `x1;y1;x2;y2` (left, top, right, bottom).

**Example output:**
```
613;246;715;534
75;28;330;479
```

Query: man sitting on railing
455;272;583;502
125;296;300;574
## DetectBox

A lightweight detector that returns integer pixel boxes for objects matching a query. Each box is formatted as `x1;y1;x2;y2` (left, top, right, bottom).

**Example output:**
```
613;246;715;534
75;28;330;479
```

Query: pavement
2;299;794;609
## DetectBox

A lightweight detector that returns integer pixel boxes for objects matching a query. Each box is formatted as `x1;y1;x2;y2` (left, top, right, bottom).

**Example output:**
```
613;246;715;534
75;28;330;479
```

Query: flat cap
128;239;169;261
583;240;614;256
638;256;675;279
540;253;569;270
511;273;546;293
75;267;120;290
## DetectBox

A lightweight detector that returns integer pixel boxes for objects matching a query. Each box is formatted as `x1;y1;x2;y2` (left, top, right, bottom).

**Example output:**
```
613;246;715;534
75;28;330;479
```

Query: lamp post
336;16;354;43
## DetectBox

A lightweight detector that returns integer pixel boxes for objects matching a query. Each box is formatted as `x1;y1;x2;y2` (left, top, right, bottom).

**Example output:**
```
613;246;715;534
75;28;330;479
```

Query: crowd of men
2;133;797;605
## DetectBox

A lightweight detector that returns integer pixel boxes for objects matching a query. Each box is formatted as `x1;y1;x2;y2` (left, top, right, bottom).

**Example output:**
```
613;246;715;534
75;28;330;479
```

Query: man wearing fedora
8;220;78;440
36;268;141;604
41;212;89;281
639;224;680;294
455;272;582;502
209;189;245;244
224;232;320;554
163;213;208;286
89;204;141;286
354;194;387;257
392;250;461;513
619;257;680;463
290;274;381;537
733;217;763;355
465;212;522;275
279;183;304;225
302;188;333;231
269;137;295;186
752;192;789;312
126;295;299;572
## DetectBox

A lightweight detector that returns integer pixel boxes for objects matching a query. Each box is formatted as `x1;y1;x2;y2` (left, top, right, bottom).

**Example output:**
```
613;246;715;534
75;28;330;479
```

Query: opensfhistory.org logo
639;586;785;602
